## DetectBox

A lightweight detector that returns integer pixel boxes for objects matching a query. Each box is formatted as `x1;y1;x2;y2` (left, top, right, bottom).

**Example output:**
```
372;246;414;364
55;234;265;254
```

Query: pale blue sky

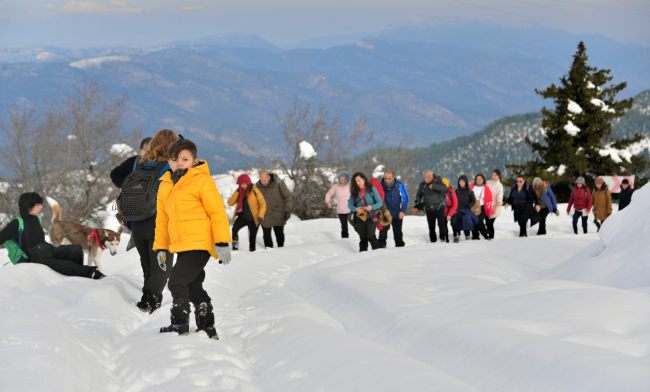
1;0;649;48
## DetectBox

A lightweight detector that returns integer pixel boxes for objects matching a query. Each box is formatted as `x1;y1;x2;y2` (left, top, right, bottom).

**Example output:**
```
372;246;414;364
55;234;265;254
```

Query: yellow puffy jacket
227;185;266;225
154;160;231;259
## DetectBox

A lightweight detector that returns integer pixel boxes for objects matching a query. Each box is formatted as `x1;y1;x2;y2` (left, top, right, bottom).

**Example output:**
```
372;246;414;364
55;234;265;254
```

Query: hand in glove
284;211;291;222
156;251;168;271
216;244;232;265
413;202;424;211
258;217;264;226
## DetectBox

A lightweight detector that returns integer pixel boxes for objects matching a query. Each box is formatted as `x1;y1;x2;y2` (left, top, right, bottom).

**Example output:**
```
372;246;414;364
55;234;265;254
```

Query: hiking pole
2;261;10;267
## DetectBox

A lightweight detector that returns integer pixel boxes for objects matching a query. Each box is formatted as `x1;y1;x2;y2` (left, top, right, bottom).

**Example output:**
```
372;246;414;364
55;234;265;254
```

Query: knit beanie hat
442;178;449;187
576;177;586;185
595;177;604;186
237;174;252;185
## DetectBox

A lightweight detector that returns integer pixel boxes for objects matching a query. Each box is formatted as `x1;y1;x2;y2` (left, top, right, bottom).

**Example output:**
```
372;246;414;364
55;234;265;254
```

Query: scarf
237;186;249;213
171;168;188;185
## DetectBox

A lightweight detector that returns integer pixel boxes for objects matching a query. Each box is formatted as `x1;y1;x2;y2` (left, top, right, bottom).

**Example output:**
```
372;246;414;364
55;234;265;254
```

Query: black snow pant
472;206;489;240
572;211;588;234
486;217;496;239
338;214;349;238
516;206;531;237
538;208;549;235
449;215;460;238
262;226;285;248
425;208;447;242
28;242;95;278
594;219;605;230
357;218;379;252
168;250;212;305
131;215;173;297
232;216;259;250
378;218;405;248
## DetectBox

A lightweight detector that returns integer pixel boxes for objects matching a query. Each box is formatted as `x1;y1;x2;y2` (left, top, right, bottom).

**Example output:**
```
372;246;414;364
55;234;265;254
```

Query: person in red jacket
469;174;493;240
370;178;386;232
567;176;593;234
443;178;459;243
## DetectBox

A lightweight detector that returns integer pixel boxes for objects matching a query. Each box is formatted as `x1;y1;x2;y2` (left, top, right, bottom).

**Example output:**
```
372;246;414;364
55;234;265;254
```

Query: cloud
59;1;209;15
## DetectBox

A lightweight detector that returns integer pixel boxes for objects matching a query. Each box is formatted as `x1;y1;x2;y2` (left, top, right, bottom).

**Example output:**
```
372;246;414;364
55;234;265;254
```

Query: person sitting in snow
0;192;104;279
154;139;231;339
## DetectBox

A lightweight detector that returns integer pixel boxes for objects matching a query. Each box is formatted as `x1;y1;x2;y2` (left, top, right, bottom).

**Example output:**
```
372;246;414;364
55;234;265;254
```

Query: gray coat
256;174;292;228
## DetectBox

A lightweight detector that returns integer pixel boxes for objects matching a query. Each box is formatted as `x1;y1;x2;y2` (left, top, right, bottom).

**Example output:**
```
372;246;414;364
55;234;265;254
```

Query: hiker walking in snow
504;174;541;237
567;177;593;235
455;175;478;240
110;137;152;189
378;170;409;248
118;129;178;314
154;139;231;339
325;171;352;239
486;170;504;239
415;170;449;243
443;178;459;243
228;174;266;252
0;193;104;279
533;177;558;236
256;170;292;248
618;179;634;211
348;172;383;252
469;174;492;240
592;177;612;232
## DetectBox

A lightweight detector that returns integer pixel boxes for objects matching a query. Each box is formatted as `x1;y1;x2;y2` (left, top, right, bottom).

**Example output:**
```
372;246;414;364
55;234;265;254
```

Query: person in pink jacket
469;173;493;240
326;171;352;238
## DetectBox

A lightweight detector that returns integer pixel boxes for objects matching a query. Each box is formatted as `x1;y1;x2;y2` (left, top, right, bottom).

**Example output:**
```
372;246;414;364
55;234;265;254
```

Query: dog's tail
46;197;62;223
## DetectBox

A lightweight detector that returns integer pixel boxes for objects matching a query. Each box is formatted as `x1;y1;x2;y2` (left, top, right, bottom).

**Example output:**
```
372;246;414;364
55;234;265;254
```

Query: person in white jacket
486;169;504;239
325;171;352;238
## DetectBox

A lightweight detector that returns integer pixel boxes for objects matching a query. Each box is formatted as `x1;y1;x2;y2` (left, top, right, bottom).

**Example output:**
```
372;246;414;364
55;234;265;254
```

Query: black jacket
0;215;46;253
110;155;138;189
618;187;634;211
416;179;448;207
507;184;541;225
455;175;476;210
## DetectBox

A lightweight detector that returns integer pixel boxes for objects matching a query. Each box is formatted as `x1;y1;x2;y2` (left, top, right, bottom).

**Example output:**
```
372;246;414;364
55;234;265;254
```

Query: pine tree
506;42;649;197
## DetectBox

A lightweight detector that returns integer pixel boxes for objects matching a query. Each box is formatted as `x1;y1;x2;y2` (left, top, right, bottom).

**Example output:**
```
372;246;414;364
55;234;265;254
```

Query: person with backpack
455;175;478;240
567;177;593;235
618;179;634;211
110;137;152;189
325;172;352;239
442;178;459;243
592;177;612;232
348;172;383;252
486;170;504;239
504;174;541;237
469;174;492;240
256;170;292;248
533;177;558;235
0;192;104;279
120;129;178;314
415;170;449;243
154;139;231;339
228;174;267;252
378;170;409;248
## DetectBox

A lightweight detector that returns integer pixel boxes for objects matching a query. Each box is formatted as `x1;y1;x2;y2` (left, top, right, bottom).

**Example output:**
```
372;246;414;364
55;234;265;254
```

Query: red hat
236;174;252;185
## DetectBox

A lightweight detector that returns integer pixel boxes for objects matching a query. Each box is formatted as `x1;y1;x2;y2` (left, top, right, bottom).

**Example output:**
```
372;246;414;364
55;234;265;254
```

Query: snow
372;164;385;178
567;99;583;114
110;144;136;158
599;138;650;163
590;98;616;113
69;56;131;69
1;183;649;391
564;121;580;136
298;141;317;160
587;81;596;89
557;164;567;175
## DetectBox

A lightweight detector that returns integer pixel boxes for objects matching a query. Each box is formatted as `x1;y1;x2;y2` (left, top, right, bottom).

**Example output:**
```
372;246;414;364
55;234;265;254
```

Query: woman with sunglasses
504;174;540;237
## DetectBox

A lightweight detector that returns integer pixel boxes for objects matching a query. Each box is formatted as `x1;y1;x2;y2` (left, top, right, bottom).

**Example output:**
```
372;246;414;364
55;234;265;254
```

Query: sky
1;0;649;48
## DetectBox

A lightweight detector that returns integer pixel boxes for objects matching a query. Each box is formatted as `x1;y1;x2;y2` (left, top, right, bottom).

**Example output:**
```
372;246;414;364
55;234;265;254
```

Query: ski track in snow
1;202;650;392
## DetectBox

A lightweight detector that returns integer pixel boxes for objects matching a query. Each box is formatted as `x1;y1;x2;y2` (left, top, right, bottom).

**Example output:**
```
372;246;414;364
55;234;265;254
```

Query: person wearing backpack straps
414;170;449;243
504;174;540;237
469;174;492;240
256;170;292;248
566;176;593;235
348;172;383;252
228;174;267;252
442;178;459;243
0;192;104;279
379;170;409;248
454;175;478;240
122;129;179;314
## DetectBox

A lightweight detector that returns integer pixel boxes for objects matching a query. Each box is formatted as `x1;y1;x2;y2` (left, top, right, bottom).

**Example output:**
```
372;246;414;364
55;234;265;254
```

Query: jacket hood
458;175;469;188
337;171;351;185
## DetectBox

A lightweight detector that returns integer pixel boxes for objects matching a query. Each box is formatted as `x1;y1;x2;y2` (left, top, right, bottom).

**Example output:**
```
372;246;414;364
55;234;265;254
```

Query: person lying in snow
0;192;104;279
153;139;232;339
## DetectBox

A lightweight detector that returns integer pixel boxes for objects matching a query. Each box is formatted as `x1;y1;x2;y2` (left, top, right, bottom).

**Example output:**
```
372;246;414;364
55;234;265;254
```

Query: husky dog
46;197;123;273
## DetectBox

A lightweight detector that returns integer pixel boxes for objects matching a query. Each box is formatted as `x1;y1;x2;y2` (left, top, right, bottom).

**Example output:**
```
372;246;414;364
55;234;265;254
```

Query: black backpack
120;160;168;221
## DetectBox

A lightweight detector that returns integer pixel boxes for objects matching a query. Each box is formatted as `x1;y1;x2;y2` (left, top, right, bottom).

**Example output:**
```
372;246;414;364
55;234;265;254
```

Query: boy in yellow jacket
154;139;231;339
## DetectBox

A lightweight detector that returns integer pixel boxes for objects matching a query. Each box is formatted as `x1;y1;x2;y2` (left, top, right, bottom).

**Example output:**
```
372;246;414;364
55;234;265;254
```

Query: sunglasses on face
517;180;524;183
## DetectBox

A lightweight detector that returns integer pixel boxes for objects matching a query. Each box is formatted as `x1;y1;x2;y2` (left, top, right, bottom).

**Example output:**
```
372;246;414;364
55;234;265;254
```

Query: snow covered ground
1;186;649;392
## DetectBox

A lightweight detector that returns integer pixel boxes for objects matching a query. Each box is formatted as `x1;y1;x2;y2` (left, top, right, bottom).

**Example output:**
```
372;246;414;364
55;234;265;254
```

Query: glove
446;216;451;222
156;251;167;271
554;210;560;217
414;202;424;211
284;211;291;222
216;244;231;265
258;217;264;226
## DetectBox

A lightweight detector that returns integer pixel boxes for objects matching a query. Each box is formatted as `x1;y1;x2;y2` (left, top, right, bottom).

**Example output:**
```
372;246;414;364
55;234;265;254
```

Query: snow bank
299;141;317;160
564;121;580;136
546;184;650;289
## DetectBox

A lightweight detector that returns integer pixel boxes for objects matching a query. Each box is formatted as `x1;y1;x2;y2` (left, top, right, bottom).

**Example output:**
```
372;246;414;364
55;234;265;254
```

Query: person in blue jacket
533;177;558;235
378;170;409;248
348;172;384;252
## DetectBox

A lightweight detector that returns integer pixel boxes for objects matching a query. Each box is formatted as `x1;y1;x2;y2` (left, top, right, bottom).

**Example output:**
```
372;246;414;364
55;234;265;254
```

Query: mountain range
1;17;649;172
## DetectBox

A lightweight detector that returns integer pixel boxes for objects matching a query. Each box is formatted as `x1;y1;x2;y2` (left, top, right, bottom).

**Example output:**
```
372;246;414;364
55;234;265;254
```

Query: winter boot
465;234;470;241
153;293;162;312
249;244;256;252
342;232;349;239
445;234;449;243
160;300;191;335
137;290;155;314
232;241;239;251
430;234;437;243
91;269;106;280
195;302;219;340
453;236;459;243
